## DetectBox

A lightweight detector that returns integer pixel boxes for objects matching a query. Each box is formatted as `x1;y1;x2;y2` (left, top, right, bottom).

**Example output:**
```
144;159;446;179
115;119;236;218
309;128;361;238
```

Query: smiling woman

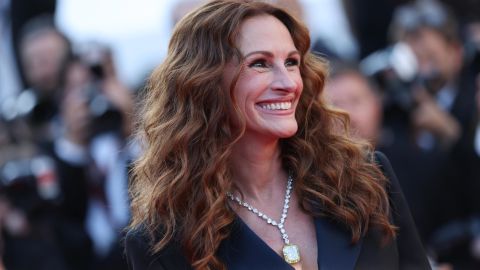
223;14;303;140
125;1;431;270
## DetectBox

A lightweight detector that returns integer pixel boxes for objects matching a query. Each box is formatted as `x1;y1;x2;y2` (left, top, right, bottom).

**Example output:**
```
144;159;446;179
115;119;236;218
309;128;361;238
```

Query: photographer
363;1;480;268
0;15;95;270
1;15;132;269
48;42;133;270
59;50;133;269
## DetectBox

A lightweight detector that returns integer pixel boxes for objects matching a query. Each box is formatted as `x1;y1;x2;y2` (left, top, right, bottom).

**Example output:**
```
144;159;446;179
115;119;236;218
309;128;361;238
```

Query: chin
273;124;298;139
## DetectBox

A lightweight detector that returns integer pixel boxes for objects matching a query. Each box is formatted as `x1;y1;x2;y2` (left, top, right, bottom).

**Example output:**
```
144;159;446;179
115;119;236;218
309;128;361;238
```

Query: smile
258;101;292;111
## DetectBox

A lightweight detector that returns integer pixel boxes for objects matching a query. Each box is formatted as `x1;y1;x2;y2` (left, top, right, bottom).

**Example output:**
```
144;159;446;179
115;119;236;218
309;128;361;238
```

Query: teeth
260;102;292;111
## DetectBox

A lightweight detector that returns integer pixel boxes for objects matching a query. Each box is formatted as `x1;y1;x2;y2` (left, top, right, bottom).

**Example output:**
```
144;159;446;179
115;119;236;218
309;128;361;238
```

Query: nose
271;65;297;92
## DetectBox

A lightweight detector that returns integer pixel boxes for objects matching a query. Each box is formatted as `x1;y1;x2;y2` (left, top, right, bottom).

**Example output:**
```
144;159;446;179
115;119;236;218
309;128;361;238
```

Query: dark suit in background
380;64;480;268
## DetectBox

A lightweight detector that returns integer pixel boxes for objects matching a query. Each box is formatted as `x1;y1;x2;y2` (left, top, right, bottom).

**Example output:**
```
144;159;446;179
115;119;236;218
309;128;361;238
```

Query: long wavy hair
129;0;396;269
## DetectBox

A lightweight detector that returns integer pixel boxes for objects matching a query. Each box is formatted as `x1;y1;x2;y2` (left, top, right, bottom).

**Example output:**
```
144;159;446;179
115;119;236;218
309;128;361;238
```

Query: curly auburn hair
129;0;396;269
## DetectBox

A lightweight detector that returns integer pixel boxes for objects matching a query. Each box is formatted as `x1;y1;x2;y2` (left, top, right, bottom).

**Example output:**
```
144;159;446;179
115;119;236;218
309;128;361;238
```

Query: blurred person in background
16;15;71;142
1;14;133;270
390;0;476;150
66;43;134;270
387;0;478;152
361;0;480;268
0;15;85;270
324;62;384;145
1;0;56;91
52;41;133;270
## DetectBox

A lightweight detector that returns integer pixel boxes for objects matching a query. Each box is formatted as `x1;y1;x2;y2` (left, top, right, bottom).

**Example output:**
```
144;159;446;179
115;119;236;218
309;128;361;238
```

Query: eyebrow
243;50;300;58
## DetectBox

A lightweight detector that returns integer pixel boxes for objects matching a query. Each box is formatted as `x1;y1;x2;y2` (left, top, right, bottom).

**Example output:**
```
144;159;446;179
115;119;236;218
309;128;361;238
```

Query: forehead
406;27;449;47
328;72;373;95
236;14;296;54
23;31;65;52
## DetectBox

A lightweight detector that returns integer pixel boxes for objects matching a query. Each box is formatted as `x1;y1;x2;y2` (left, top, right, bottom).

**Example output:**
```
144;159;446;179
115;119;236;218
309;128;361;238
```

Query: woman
126;1;431;269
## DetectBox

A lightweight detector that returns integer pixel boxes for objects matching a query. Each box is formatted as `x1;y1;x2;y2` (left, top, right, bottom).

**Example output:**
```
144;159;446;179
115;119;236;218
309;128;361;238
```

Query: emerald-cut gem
282;244;300;264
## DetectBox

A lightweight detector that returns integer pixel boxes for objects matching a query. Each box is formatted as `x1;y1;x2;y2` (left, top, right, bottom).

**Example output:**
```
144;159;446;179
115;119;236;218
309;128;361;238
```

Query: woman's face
223;15;303;140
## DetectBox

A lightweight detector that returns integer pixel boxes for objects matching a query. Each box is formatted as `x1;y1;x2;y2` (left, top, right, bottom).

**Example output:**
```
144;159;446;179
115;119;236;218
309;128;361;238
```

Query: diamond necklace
226;173;301;264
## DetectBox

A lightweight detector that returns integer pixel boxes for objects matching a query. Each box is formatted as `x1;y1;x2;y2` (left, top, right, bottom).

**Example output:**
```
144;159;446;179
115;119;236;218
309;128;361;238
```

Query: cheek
234;72;267;105
358;101;381;129
232;75;251;107
295;73;304;93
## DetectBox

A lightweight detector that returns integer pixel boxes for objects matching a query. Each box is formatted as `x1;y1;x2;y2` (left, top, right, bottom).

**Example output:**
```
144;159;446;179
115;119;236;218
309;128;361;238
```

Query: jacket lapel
315;217;363;270
218;218;294;270
218;216;364;270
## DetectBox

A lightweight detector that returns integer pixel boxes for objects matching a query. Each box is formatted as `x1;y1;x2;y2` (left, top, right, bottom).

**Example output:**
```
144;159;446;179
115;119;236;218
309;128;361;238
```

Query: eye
248;59;269;68
285;58;299;67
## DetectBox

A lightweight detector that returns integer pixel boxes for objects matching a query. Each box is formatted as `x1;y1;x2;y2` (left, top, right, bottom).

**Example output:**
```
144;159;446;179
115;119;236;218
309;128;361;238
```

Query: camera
0;155;60;214
83;81;123;137
360;42;445;115
360;42;420;113
0;89;57;127
78;43;124;137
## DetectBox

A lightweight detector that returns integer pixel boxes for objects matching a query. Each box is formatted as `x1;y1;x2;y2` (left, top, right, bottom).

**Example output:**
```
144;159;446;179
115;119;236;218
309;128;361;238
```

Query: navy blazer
125;152;431;269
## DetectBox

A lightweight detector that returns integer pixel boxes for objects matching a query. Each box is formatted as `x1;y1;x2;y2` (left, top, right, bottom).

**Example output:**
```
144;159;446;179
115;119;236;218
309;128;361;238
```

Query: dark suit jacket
125;152;431;269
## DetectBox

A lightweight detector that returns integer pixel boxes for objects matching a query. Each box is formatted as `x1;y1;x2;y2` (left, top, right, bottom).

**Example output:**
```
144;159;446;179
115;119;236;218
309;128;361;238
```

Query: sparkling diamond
283;244;301;264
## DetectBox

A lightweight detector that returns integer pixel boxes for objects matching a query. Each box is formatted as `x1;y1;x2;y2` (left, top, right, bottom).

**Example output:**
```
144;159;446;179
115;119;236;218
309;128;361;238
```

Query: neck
230;132;287;201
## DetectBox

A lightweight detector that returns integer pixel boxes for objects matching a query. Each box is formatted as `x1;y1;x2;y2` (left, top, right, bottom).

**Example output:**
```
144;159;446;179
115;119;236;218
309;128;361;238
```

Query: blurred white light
55;0;176;88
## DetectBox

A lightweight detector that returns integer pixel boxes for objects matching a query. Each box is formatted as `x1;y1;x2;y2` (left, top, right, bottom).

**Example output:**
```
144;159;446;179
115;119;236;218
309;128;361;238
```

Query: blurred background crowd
0;0;479;269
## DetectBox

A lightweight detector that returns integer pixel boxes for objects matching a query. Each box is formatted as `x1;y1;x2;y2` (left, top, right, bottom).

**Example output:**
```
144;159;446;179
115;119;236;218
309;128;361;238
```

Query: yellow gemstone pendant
282;244;301;264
